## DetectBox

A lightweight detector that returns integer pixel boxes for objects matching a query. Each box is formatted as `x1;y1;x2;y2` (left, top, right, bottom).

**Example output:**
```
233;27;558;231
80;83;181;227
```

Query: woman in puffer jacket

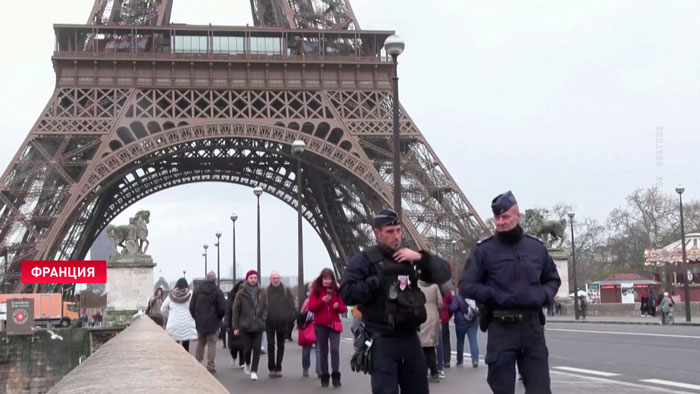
161;277;198;351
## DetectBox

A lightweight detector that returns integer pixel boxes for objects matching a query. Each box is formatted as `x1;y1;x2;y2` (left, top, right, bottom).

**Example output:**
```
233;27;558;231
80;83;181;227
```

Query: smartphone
326;288;333;297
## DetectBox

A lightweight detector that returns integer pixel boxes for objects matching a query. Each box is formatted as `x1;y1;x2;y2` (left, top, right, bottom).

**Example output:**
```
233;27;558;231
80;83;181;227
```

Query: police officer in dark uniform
459;191;561;394
340;209;451;394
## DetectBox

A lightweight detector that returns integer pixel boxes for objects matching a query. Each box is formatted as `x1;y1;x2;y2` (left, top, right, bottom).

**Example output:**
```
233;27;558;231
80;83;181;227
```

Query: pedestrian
640;292;648;317
439;284;454;373
298;282;321;378
340;208;451;394
579;295;587;319
648;291;657;316
450;294;480;368
554;297;561;315
459;191;561;394
418;280;442;383
224;280;245;369
160;278;198;352
659;291;674;325
190;271;227;374
266;271;297;378
233;270;269;381
308;268;346;387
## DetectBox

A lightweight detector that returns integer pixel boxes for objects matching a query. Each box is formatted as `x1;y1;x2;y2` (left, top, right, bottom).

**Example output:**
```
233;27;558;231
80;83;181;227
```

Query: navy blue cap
372;209;400;228
491;191;517;215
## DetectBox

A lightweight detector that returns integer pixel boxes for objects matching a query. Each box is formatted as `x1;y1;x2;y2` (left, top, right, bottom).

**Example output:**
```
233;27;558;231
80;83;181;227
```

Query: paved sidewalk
547;315;700;326
192;334;685;394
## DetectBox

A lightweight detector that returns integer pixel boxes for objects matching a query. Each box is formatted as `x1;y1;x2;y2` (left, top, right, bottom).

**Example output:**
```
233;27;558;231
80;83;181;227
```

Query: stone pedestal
548;248;570;301
104;255;156;327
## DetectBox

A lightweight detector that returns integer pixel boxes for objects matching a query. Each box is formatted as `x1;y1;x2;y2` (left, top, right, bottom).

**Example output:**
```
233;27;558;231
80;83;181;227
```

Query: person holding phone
308;268;347;387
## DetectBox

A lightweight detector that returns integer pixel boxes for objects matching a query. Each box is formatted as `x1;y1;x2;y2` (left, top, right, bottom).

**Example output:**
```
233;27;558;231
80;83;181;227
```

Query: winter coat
449;294;478;327
189;281;227;334
161;289;198;341
146;296;164;319
266;284;296;325
223;295;244;349
418;281;442;347
232;284;269;333
440;290;453;324
308;285;347;331
660;296;674;313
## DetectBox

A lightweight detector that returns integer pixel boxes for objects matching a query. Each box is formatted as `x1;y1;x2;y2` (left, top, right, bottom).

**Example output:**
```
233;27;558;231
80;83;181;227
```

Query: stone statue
523;209;566;248
106;210;150;255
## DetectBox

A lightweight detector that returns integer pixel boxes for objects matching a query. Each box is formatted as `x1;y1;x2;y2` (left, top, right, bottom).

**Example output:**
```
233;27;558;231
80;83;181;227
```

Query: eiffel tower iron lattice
0;0;487;293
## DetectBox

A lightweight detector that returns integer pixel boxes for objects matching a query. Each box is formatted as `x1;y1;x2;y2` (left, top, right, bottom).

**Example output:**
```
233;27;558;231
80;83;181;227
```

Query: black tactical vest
358;245;427;331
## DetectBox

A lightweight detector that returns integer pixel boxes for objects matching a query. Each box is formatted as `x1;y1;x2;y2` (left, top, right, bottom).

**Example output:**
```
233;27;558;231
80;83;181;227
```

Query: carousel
644;232;700;301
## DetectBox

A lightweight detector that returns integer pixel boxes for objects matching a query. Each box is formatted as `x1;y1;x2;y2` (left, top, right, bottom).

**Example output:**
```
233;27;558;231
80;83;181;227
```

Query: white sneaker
239;364;245;369
251;372;258;381
244;364;251;375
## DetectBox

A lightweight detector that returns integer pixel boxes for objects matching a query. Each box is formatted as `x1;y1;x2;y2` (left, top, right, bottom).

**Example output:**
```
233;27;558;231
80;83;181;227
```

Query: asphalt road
202;320;700;393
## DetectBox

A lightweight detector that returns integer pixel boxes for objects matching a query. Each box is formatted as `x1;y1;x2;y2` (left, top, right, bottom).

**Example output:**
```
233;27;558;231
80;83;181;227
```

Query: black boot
331;371;341;387
321;373;330;387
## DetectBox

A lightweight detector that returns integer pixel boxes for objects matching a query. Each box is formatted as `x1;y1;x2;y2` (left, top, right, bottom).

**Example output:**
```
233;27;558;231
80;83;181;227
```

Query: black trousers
441;322;451;365
371;333;429;394
266;321;288;372
422;346;438;376
242;331;263;373
485;316;551;394
228;330;244;366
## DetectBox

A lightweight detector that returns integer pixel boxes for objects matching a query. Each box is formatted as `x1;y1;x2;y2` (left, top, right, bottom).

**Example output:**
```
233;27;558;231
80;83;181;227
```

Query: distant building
154;277;170;291
87;230;117;292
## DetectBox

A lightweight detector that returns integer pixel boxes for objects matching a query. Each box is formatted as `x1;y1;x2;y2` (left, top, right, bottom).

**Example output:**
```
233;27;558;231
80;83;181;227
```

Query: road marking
553;366;619;377
640;379;700;391
550;371;695;394
548;328;700;340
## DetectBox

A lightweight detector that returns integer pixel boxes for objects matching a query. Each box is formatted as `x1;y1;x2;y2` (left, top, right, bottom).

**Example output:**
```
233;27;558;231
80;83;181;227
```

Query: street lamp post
231;213;238;283
384;35;405;219
183;270;186;279
451;240;457;263
215;231;222;288
568;212;579;320
676;185;692;322
292;139;306;307
203;244;208;277
254;186;263;275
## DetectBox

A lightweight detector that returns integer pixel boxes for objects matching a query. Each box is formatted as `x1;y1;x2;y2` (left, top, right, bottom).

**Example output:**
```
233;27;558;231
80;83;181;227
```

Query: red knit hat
246;270;259;280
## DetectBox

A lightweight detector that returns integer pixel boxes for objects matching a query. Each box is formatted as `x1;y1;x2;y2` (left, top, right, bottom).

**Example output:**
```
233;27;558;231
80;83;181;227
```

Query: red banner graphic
21;261;107;284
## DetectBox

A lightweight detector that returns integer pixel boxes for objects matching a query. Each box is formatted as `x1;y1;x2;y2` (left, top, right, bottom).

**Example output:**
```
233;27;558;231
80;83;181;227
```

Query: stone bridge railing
47;317;228;394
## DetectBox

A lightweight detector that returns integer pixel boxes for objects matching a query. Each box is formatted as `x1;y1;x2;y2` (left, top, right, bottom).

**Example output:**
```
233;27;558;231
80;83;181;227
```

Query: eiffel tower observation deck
0;0;487;294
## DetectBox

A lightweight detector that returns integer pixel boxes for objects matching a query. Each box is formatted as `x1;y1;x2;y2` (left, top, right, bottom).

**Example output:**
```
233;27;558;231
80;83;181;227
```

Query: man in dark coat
459;191;561;394
340;209;451;394
190;271;227;373
265;270;296;377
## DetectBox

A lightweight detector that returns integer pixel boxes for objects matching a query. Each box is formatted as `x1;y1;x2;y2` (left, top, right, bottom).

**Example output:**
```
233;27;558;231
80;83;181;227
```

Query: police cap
491;191;517;215
372;209;400;228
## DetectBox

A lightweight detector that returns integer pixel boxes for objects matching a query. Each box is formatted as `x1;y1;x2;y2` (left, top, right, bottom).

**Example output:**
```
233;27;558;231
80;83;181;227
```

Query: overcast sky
1;1;698;284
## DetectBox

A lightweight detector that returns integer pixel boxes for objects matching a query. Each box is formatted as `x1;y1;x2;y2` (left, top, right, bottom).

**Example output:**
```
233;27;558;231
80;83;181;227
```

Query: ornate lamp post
384;34;405;219
231;213;238;282
568;212;579;320
292;139;306;306
254;186;263;274
215;231;222;288
451;239;457;263
676;185;692;322
203;244;208;277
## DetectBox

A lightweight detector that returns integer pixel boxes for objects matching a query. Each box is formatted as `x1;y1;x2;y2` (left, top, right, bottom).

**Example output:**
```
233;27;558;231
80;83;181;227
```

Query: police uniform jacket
459;225;561;311
340;245;451;336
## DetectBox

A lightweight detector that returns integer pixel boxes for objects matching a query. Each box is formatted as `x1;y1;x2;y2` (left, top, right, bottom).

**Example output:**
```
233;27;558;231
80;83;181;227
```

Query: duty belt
492;310;537;323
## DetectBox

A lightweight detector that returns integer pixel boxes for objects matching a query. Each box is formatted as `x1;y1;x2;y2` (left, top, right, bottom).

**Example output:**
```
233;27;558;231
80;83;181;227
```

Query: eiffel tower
0;0;486;293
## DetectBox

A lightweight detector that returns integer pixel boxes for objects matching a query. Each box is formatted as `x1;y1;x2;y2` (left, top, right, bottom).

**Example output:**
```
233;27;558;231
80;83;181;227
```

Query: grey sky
1;1;698;283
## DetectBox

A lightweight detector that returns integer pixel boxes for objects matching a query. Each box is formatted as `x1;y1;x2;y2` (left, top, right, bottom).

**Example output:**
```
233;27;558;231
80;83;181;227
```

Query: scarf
169;288;191;303
244;283;259;306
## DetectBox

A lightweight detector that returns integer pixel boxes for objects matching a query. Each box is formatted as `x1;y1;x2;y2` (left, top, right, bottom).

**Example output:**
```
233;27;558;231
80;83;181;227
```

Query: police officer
459;191;561;394
340;209;451;394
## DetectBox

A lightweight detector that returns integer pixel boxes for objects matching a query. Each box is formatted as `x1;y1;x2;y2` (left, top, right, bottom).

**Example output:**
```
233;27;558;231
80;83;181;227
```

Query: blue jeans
302;343;321;373
455;323;479;364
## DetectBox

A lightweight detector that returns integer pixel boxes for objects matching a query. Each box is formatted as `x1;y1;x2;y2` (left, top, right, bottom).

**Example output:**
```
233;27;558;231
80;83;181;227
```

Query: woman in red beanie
308;268;346;387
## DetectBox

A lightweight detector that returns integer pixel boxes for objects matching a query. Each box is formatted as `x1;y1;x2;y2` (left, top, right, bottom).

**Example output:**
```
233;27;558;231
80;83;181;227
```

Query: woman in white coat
161;277;198;351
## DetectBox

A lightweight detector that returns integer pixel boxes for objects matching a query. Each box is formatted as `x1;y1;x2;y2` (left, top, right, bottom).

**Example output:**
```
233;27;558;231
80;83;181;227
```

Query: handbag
331;319;343;333
298;322;316;347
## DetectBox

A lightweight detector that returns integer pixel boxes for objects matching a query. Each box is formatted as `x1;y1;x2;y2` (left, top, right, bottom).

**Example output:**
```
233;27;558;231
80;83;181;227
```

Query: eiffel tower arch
0;0;487;293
